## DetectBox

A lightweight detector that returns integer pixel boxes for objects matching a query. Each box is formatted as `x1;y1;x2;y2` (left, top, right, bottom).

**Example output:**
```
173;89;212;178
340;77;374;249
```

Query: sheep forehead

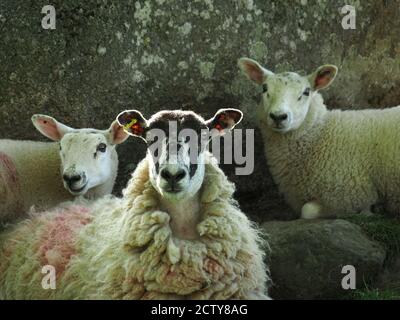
61;130;107;151
267;72;309;94
146;110;207;137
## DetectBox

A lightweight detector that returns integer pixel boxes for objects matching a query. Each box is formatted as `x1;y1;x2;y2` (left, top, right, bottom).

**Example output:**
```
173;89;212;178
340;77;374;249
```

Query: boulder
262;219;386;299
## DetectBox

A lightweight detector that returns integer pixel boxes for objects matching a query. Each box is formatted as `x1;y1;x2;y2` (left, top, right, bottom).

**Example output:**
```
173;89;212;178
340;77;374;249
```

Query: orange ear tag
132;123;144;135
124;118;137;131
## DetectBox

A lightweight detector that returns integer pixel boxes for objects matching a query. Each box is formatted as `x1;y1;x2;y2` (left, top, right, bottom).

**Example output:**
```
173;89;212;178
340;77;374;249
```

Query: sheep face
238;57;337;133
117;109;242;202
32;115;128;195
59;129;118;195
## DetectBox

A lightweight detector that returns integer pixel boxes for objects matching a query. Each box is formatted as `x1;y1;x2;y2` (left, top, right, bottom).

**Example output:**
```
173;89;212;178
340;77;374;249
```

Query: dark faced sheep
0;109;270;300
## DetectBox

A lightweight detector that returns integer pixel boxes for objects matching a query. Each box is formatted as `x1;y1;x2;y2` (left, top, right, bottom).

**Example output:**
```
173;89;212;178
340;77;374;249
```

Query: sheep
0;109;270;300
239;57;400;219
0;115;128;222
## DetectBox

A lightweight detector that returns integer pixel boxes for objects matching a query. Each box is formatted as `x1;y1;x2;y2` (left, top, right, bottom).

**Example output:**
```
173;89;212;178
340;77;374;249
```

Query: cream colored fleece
0;140;66;221
0;139;118;222
0;152;270;300
259;93;400;216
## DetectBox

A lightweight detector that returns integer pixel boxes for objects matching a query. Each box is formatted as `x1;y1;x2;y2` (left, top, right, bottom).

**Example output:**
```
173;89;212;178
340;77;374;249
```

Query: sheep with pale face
239;57;400;219
0;109;270;300
0;115;128;222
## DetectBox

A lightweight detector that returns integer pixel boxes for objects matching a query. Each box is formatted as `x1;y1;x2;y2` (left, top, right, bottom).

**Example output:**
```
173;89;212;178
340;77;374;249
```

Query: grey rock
262;219;386;299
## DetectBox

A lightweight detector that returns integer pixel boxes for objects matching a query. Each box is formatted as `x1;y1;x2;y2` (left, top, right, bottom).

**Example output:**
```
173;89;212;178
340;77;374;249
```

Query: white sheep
239;57;400;219
0;109;270;300
0;115;128;222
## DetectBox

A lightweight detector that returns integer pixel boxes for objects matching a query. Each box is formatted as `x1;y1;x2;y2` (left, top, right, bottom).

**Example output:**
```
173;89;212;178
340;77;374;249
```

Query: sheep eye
303;88;311;96
97;143;107;153
262;83;268;93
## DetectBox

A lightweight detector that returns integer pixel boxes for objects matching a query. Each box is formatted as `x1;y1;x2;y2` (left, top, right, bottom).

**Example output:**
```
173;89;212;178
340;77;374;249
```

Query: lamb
0;109;270;300
239;57;400;219
0;114;128;222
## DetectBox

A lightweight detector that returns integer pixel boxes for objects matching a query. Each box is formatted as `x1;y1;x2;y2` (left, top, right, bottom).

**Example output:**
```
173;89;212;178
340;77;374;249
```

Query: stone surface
376;256;400;292
1;1;400;220
262;219;386;299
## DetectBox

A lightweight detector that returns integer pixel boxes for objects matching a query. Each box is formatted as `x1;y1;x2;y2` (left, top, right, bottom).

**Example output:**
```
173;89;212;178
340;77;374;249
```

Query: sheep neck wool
114;151;268;298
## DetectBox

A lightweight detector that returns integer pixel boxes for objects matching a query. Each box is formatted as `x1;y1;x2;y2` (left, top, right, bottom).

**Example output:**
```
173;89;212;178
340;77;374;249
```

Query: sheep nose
63;174;82;185
160;169;186;183
270;113;288;123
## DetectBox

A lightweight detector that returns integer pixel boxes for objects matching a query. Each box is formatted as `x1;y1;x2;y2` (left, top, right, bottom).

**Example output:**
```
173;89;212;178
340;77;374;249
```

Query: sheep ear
107;121;129;145
309;65;338;91
238;57;273;85
116;110;148;138
31;114;73;141
206;108;243;135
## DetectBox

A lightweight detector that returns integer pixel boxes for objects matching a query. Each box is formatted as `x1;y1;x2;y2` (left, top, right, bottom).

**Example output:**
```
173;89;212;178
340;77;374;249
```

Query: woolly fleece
259;93;400;217
0;152;269;299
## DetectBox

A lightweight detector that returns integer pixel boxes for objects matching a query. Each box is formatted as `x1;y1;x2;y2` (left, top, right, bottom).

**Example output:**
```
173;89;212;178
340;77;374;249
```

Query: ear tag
215;114;227;131
124;118;137;131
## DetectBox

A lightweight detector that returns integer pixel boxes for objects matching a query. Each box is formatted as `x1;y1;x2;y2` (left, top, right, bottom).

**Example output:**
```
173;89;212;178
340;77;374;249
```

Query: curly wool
0;152;269;299
259;93;400;216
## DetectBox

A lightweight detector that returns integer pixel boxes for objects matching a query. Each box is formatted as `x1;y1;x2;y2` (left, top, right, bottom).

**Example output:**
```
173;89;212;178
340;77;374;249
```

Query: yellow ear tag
124;118;137;130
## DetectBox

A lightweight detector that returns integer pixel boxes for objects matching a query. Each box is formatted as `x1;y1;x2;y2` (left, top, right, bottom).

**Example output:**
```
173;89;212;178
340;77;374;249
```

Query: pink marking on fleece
203;258;224;279
0;152;22;211
38;206;92;275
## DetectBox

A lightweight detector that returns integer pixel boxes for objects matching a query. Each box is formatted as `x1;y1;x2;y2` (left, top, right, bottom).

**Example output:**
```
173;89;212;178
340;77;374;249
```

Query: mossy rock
262;219;386;299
